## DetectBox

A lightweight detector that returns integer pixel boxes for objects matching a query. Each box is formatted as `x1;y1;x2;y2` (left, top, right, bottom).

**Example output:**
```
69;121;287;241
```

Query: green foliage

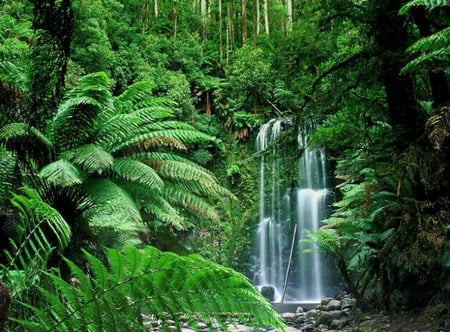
11;246;284;331
4;187;71;271
400;0;450;73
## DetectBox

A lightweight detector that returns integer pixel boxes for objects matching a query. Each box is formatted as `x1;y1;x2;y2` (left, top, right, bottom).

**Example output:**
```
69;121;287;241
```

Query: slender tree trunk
263;0;269;35
226;3;232;65
241;0;247;44
172;6;177;39
219;0;223;62
256;0;260;35
201;0;207;41
154;0;158;18
286;0;293;34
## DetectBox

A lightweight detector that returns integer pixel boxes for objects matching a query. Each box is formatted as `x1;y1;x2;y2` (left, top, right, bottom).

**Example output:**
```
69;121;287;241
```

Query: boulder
260;286;275;302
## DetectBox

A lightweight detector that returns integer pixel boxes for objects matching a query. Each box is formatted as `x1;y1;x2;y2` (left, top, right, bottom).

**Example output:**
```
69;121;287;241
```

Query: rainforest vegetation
0;0;449;330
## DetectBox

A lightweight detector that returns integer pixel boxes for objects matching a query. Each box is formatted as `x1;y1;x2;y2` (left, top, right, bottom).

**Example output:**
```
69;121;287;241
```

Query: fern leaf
39;159;85;186
162;184;220;221
153;160;234;199
114;80;155;111
83;178;142;224
112;130;220;154
63;144;114;174
399;0;450;14
6;187;71;271
14;246;285;331
113;158;164;191
0;61;28;91
141;194;186;230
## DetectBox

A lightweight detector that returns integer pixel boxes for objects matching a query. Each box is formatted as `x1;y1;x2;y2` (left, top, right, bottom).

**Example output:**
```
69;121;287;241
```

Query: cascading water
252;118;331;303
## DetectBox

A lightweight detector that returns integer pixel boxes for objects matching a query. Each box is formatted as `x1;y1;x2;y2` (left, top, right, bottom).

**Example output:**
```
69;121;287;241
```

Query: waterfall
252;118;331;303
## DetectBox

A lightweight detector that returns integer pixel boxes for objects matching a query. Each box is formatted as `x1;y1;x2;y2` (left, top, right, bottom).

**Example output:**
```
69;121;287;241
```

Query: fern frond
0;61;28;92
0;122;53;153
152;160;234;199
141;194;185;230
114;81;155;112
6;187;71;270
0;147;15;200
400;26;449;73
39;159;86;186
63;144;114;174
13;246;285;331
399;0;449;14
113;158;164;191
162;184;220;221
83;178;142;224
112;130;220;154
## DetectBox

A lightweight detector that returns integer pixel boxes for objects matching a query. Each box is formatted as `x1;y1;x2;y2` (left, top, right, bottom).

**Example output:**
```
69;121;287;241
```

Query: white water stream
253;119;330;302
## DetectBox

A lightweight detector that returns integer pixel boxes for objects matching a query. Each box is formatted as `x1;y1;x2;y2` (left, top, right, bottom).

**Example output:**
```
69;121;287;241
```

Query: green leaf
39;159;85;186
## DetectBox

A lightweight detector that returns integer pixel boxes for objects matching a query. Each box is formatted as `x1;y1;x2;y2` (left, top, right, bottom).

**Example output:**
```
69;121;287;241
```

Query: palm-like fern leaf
112;129;220;154
152;160;234;198
83;178;142;224
5;187;71;271
39;159;85;186
399;0;450;14
401;27;450;73
162;184;220;221
400;0;450;73
12;246;285;332
140;193;185;230
0;62;28;92
113;158;164;191
113;81;155;112
63;144;114;175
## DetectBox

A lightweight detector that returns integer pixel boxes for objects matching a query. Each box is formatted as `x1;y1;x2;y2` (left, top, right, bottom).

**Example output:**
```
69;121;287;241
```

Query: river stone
326;299;342;311
341;296;357;310
315;311;334;326
281;312;297;322
329;310;346;319
321;297;334;306
306;309;321;320
226;323;254;332
260;286;275;301
295;306;304;313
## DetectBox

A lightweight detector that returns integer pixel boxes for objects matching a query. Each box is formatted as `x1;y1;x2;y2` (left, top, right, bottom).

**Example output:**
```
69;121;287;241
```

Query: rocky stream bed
145;294;449;332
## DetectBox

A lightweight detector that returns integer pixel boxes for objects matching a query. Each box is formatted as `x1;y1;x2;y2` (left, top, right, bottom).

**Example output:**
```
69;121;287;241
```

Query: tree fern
400;0;450;73
11;246;285;332
399;0;450;14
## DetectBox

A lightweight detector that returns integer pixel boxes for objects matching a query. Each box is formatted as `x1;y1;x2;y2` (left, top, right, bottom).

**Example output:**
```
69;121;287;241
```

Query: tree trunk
263;0;269;34
201;0;207;41
241;0;247;44
226;3;232;65
286;0;293;34
219;0;223;62
154;0;158;18
256;0;261;35
372;0;425;147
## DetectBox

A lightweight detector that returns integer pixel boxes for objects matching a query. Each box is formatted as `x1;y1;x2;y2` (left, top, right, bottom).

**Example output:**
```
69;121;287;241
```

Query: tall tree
241;0;247;43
